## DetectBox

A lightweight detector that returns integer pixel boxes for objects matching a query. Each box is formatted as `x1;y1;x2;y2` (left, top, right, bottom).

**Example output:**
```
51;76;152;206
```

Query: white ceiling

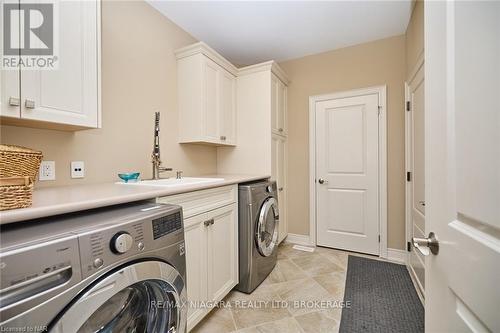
148;1;413;66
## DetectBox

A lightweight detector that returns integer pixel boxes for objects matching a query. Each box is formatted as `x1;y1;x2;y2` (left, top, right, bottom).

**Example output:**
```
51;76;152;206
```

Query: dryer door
255;197;280;257
51;261;187;333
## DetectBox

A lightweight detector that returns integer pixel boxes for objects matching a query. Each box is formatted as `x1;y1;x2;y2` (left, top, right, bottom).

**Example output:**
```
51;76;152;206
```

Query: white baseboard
387;248;408;264
284;233;313;246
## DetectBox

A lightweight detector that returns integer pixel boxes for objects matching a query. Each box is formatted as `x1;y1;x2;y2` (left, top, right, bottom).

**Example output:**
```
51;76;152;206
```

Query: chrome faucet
151;112;172;179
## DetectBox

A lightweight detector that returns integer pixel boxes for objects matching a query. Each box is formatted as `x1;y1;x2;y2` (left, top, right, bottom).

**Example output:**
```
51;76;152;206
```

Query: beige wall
0;1;217;187
406;0;424;75
279;35;407;249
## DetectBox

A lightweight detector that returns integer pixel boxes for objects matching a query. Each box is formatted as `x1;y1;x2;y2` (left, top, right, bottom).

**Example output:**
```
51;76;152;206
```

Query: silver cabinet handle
412;232;439;256
318;178;328;184
278;187;283;192
204;218;214;227
278;128;284;132
25;99;35;109
419;201;426;207
220;135;226;141
9;97;20;106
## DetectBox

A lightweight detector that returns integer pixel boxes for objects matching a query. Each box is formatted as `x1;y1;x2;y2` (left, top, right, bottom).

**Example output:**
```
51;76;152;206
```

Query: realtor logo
2;1;58;69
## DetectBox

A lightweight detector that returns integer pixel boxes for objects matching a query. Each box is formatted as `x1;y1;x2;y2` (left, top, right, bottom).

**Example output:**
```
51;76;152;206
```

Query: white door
207;204;237;303
425;1;500;332
20;0;99;128
315;93;380;255
406;63;426;295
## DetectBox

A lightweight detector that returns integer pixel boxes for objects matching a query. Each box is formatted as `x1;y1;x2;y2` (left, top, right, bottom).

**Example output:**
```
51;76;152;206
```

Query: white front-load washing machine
236;180;279;293
0;202;187;333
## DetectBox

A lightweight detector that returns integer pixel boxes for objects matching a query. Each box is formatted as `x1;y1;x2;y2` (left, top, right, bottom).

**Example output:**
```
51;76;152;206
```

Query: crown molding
238;60;290;85
175;41;238;76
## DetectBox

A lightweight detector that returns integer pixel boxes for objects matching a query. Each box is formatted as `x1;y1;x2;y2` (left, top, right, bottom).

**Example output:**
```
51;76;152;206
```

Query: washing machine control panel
78;205;184;279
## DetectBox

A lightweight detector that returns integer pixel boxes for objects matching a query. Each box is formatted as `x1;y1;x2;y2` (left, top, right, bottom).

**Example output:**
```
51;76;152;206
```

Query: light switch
71;161;85;179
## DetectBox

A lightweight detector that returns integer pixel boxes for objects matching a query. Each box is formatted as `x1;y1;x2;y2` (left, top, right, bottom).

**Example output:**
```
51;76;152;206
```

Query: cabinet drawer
157;185;237;219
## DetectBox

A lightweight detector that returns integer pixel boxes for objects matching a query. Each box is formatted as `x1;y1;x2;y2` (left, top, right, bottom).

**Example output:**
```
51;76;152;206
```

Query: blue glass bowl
118;172;140;183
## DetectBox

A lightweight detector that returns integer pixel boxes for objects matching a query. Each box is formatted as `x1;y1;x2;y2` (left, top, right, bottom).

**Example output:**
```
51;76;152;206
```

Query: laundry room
0;1;498;332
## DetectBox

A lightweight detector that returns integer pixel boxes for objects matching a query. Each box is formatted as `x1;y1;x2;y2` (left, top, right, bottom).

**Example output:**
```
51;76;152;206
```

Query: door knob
412;232;439;256
318;178;327;184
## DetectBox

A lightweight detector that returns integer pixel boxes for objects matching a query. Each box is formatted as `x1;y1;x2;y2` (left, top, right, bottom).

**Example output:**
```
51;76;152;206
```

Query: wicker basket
0;144;43;180
0;177;34;211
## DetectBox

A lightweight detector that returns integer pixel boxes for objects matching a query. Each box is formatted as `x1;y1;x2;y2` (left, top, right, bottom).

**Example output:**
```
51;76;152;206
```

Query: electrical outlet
71;161;85;179
39;161;55;181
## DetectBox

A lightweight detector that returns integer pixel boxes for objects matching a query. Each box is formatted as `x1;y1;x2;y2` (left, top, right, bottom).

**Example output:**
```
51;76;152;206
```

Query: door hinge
377;106;381;115
407;241;412;252
406;101;411;111
406;171;411;182
378;235;381;243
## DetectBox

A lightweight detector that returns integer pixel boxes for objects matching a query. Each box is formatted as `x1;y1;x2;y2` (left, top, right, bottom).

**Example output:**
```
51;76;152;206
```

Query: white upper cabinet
176;42;237;146
217;61;289;243
271;74;287;136
0;0;101;130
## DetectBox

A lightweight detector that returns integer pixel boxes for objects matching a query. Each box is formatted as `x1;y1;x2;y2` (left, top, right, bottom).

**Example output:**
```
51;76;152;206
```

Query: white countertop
0;174;269;225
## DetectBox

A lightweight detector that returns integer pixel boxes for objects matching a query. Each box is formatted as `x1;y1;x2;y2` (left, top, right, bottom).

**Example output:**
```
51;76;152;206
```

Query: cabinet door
207;204;238;302
203;58;220;141
19;0;99;128
272;134;287;243
278;80;287;135
271;74;287;135
0;67;21;118
219;70;236;145
271;74;279;132
278;137;287;243
184;214;208;330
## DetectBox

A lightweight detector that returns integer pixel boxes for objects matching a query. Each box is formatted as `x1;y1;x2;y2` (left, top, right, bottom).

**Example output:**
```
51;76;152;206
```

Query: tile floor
191;243;385;333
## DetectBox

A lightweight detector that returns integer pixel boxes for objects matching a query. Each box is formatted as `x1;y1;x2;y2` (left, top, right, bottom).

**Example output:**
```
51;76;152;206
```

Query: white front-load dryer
0;202;187;333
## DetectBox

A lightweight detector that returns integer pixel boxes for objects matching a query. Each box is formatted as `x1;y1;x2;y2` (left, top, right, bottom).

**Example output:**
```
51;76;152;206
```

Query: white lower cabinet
185;204;238;331
157;185;238;331
206;204;238;302
183;213;208;328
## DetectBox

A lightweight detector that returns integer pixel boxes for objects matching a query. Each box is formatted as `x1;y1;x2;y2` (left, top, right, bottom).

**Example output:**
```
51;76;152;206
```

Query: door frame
309;85;388;258
405;52;425;294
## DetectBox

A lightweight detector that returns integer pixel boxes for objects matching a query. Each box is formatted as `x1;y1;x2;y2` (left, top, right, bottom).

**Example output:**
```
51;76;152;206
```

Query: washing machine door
255;197;280;257
51;261;187;333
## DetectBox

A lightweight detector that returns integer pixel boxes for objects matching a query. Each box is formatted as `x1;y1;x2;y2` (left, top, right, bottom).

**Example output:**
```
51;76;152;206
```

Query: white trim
238;60;290;84
405;55;425;267
174;41;238;76
308;85;388;258
405;81;412;256
387;248;408;264
284;233;313;246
